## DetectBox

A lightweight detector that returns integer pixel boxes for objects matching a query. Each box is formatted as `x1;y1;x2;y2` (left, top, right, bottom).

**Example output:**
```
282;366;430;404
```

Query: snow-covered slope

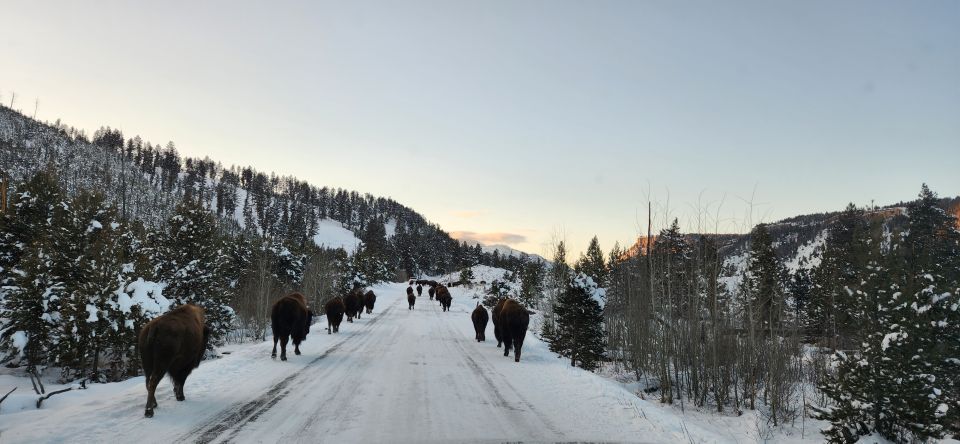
312;218;361;253
0;282;731;443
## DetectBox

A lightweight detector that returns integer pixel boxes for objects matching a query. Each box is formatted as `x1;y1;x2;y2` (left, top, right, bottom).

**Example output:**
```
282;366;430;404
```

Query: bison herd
138;279;532;418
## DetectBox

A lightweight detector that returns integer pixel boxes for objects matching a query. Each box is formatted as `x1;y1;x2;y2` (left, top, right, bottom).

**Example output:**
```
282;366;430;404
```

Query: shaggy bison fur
344;289;363;322
407;286;416;310
364;290;377;314
271;292;314;361
471;303;488;342
138;304;210;418
436;285;452;312
416;284;423;296
498;299;530;362
491;298;507;347
325;296;346;334
428;286;436;300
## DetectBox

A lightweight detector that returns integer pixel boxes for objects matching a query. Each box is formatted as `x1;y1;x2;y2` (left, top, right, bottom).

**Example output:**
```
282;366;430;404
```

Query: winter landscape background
1;1;959;443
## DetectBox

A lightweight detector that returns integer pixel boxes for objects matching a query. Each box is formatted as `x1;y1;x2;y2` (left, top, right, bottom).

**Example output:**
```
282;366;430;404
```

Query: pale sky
2;1;958;258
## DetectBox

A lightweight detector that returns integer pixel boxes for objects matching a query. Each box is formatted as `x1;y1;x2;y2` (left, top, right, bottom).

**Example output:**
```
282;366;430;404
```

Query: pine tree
743;223;785;332
816;185;960;441
576;236;608;287
518;259;546;309
459;266;475;285
885;184;960;440
0;172;66;370
807;204;870;348
152;203;233;345
552;272;605;370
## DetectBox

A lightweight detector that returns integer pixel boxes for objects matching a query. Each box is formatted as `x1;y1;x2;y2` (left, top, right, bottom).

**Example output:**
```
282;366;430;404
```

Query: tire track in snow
437;302;566;441
180;301;398;444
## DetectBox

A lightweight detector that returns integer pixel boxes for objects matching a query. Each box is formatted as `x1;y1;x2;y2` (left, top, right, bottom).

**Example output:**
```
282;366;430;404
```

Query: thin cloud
449;231;527;245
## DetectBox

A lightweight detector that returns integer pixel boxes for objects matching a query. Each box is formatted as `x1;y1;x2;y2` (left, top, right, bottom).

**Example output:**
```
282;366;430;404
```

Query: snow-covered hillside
0;282;737;443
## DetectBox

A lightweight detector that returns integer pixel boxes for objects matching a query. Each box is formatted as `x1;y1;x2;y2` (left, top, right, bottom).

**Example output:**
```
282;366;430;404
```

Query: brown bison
436;285;452;312
471;302;488;342
271;292;314;361
407;286;416;310
492;298;507;347
428;286;436;300
364;290;377;314
416;284;423;296
344;289;363;322
498;299;530;362
138;304;210;418
325;296;346;334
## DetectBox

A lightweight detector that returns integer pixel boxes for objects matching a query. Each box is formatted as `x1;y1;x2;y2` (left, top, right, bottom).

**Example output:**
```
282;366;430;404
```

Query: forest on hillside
0;104;542;383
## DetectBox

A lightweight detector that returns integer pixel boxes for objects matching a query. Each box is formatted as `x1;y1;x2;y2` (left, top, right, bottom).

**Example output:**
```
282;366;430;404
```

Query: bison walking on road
364;290;377;314
416;284;423;297
138;304;210;418
271;292;314;361
325;296;346;334
471;303;488;342
407;286;416;310
428;286;436;300
344;289;363;322
498;299;530;362
436;285;452;312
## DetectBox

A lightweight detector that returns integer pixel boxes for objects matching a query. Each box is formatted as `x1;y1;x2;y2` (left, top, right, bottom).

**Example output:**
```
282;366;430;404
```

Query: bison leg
271;336;279;359
294;339;302;356
494;325;502;347
279;335;289;361
144;369;164;417
503;333;513;357
327;321;332;335
513;335;524;362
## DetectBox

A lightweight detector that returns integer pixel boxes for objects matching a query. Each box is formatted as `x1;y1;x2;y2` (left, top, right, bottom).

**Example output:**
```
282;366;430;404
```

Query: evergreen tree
576;236;608;287
518;259;546;309
459;266;475;285
355;217;392;282
816;185;960;441
807;204;870;348
743;223;785;332
0;172;66;369
551;272;605;370
152;203;233;345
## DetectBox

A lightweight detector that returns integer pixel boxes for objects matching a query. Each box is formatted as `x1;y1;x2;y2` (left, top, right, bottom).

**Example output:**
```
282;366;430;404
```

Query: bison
271;292;314;361
416;284;423;297
364;290;377;314
325;296;345;334
428;286;436;300
138;304;210;418
492;298;507;347
436;285;452;312
407;286;416;310
344;289;363;322
498;299;530;362
471;303;488;342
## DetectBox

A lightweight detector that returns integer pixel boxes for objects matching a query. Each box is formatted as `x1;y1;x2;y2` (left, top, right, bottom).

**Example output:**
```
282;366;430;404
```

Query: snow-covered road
0;282;729;443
